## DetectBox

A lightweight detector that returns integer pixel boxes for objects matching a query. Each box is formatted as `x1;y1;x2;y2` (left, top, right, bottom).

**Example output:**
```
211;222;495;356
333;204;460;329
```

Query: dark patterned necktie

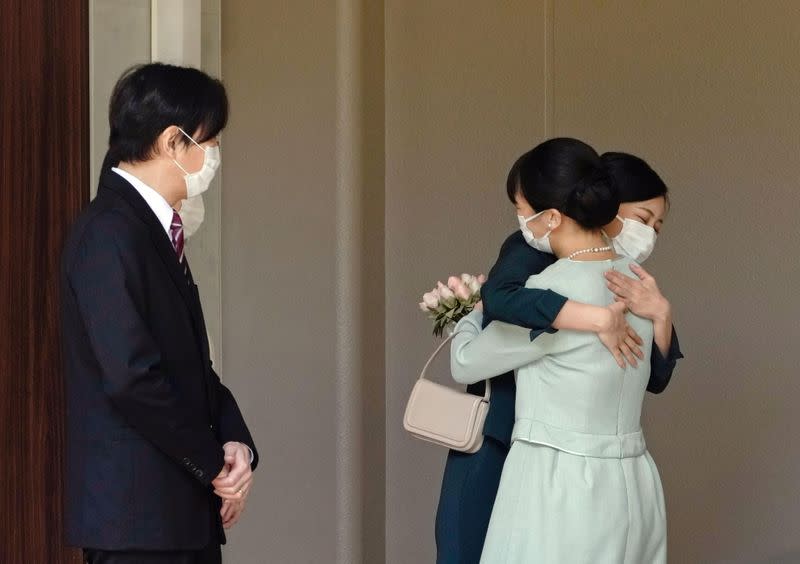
170;210;185;262
170;210;193;284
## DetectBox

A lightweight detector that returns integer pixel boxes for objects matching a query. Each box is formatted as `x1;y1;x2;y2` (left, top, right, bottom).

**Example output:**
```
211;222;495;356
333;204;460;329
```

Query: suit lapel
98;170;206;350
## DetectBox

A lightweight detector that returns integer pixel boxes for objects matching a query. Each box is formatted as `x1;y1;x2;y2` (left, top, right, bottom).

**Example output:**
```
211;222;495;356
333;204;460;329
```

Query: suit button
195;469;204;479
209;424;215;430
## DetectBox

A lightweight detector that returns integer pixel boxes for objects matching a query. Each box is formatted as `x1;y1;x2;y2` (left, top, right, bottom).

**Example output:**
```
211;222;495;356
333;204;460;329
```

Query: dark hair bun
509;137;621;230
564;166;620;229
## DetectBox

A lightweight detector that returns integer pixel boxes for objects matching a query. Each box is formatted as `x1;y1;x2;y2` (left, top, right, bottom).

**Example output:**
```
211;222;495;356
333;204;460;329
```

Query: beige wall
220;1;384;562
550;2;800;562
218;1;799;563
385;2;800;563
385;2;549;563
88;0;151;193
221;2;338;561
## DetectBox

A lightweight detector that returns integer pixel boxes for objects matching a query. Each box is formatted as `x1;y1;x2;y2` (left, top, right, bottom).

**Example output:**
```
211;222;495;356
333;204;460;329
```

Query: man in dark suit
61;63;258;564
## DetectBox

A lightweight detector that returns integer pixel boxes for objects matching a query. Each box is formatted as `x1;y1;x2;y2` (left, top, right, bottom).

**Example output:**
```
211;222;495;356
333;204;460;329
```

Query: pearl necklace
567;246;612;260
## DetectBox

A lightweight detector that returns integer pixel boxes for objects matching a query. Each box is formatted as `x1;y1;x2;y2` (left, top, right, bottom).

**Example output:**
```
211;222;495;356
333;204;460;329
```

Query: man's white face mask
178;194;205;238
172;128;220;199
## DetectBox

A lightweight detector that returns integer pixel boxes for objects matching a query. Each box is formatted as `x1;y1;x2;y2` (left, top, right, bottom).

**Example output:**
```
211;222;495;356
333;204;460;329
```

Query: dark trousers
435;437;508;564
83;544;221;564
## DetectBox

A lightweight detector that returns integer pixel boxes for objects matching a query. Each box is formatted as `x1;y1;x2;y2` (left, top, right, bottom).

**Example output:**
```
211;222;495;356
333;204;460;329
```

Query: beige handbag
403;334;491;453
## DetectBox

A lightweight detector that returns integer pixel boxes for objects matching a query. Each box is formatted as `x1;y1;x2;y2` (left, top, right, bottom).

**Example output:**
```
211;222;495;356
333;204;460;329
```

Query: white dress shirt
112;167;174;238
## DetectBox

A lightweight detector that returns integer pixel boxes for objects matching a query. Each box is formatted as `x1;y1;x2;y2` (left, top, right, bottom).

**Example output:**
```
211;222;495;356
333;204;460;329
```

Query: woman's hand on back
597;301;644;368
605;264;671;322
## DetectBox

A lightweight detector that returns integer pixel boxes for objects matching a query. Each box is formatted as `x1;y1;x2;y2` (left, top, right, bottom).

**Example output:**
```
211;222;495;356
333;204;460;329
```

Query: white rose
437;282;457;306
423;292;440;310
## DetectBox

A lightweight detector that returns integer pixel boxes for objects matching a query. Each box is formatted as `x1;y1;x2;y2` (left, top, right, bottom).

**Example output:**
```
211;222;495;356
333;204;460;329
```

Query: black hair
601;152;668;204
107;63;228;164
506;137;620;229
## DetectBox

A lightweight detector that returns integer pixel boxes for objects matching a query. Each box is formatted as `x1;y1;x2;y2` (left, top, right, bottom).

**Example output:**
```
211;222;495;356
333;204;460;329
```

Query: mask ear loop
173;127;208;175
177;127;208;152
523;211;555;238
522;209;547;226
602;215;625;240
173;158;189;175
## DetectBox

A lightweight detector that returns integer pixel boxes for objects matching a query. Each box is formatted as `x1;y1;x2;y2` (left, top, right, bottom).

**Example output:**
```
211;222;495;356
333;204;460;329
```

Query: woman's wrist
653;314;674;356
593;306;612;333
651;297;672;323
553;301;608;333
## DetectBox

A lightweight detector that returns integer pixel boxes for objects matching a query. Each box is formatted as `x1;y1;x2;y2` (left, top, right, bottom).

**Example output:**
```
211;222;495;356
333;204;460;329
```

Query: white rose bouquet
419;273;487;337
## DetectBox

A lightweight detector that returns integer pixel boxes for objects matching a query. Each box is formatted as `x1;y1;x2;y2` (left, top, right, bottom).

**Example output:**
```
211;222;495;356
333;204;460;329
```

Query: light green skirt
480;441;667;564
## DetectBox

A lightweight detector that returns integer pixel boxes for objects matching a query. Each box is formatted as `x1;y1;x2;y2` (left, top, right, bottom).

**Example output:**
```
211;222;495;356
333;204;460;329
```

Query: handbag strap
418;333;491;401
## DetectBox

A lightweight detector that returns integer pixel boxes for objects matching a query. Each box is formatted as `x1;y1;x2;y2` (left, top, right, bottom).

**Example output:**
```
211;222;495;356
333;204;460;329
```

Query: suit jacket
470;231;683;447
61;169;259;551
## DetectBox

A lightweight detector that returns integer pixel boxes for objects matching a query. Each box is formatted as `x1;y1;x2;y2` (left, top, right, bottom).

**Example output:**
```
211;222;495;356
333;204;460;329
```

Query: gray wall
385;2;549;563
384;2;800;563
88;0;150;193
219;1;799;562
221;2;339;560
220;1;385;562
551;3;800;562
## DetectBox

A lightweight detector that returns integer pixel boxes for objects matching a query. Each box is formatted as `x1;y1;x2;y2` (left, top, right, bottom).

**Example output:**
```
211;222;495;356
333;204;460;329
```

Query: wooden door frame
0;1;88;562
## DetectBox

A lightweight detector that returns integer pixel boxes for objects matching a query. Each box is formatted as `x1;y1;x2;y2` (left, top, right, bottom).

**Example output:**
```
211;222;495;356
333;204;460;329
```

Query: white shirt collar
112;167;174;236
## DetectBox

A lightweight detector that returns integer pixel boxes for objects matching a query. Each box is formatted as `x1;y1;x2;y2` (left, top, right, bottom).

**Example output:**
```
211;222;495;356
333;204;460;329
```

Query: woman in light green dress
450;138;666;564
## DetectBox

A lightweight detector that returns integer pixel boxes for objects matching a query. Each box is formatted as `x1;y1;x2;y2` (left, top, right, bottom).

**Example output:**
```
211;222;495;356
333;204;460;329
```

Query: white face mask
178;194;205;238
173;127;220;199
608;215;657;262
518;211;553;254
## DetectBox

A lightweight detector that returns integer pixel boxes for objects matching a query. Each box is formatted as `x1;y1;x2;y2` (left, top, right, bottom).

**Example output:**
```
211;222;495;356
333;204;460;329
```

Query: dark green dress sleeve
480;231;567;336
646;326;683;393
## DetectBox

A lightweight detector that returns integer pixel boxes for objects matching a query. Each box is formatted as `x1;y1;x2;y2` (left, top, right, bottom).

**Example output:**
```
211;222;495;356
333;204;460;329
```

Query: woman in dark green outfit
434;145;683;564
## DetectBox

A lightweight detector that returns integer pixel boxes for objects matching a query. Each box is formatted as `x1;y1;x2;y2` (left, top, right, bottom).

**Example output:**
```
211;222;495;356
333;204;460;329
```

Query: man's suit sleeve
211;367;260;470
67;214;225;486
481;232;568;334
